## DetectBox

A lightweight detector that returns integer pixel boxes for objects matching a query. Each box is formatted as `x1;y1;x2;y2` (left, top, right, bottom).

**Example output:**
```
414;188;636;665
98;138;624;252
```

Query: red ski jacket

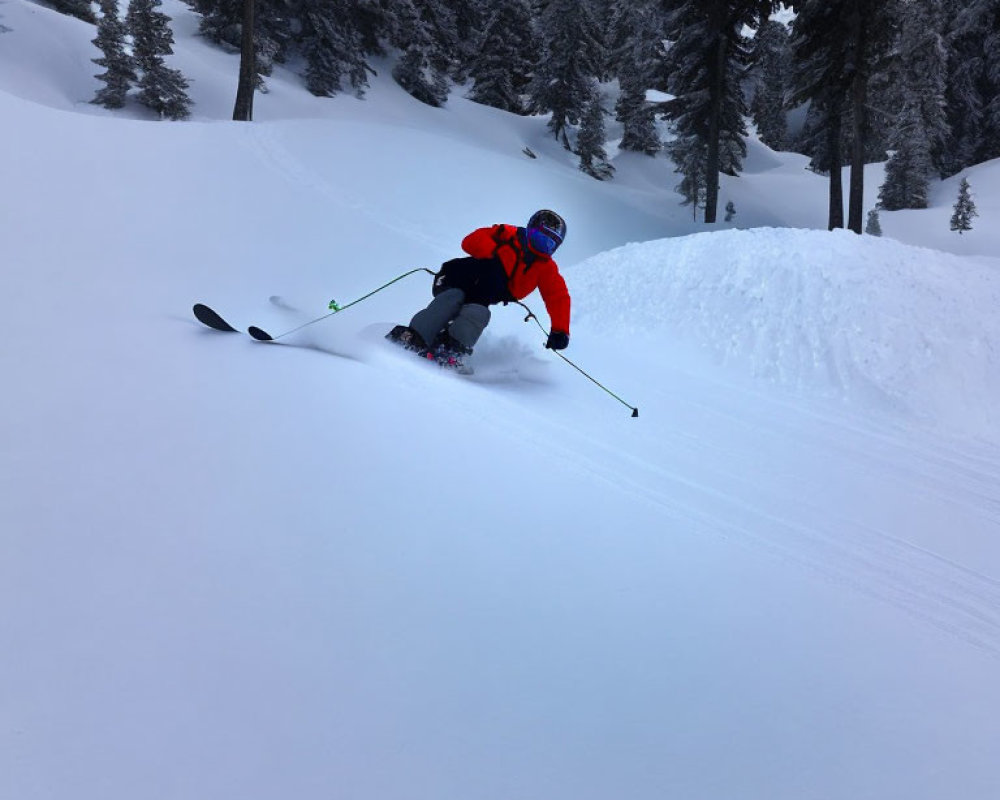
461;224;571;335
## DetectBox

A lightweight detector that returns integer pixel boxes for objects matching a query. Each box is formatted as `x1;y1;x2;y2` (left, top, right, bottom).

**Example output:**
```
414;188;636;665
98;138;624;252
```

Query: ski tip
193;303;238;332
247;326;274;342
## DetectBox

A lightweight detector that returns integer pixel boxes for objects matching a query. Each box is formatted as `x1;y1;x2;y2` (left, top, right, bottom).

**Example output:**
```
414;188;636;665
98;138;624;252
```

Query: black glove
545;330;570;351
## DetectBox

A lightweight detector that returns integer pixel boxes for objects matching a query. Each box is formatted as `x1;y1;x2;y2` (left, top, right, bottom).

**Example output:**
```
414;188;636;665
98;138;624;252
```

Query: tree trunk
847;18;867;234
232;0;255;122
704;31;728;224
827;108;844;230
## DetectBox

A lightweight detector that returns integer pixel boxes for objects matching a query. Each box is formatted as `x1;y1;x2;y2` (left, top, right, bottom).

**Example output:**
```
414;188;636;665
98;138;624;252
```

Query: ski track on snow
465;375;1000;660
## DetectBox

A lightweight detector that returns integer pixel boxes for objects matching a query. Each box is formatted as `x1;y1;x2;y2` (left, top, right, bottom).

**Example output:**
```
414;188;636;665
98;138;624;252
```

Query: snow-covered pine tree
577;87;615;179
879;107;931;210
940;8;982;175
467;0;536;114
588;0;615;80
668;133;708;219
392;45;449;106
188;0;240;48
528;0;604;149
865;207;882;235
844;1;895;234
442;0;487;81
749;17;791;151
725;200;736;221
92;0;137;109
941;0;1000;173
48;0;96;23
789;0;850;229
790;0;897;231
877;0;949;209
661;0;757;223
188;0;289;90
300;0;372;97
981;2;1000;164
413;0;461;79
609;0;661;155
127;0;192;119
950;177;977;233
231;0;254;120
389;0;451;106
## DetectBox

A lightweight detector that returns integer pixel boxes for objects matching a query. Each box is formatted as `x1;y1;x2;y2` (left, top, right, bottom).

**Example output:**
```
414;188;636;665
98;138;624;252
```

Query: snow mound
573;228;1000;438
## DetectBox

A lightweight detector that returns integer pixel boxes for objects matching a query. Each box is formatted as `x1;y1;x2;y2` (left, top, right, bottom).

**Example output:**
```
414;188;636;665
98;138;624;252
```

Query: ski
193;303;238;332
193;303;278;340
247;326;274;341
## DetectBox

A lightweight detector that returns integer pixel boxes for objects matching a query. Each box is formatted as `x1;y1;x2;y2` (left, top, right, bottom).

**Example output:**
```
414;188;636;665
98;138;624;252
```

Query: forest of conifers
74;0;1000;228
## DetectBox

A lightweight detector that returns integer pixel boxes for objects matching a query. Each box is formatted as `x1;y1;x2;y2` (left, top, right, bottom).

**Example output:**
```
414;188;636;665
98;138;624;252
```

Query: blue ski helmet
526;209;566;256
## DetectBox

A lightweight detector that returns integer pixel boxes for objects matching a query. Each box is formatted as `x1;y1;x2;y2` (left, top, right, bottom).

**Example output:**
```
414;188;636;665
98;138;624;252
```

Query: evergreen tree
128;0;192;119
725;200;736;221
981;2;1000;163
389;0;451;106
392;45;449;106
950;177;977;233
413;0;461;78
843;1;896;234
661;0;758;223
92;0;137;109
940;7;983;175
610;0;661;155
188;0;290;90
577;88;615;179
232;0;254;120
48;0;96;23
529;0;604;148
789;0;895;232
749;18;791;150
878;0;949;208
865;207;882;235
879;106;931;210
615;78;661;156
442;0;487;81
668;133;708;219
467;0;536;114
788;0;845;176
347;0;395;56
941;0;1000;173
300;0;371;97
188;0;241;49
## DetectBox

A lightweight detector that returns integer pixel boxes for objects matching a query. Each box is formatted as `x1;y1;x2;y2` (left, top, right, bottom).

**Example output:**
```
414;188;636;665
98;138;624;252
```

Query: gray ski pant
408;288;491;350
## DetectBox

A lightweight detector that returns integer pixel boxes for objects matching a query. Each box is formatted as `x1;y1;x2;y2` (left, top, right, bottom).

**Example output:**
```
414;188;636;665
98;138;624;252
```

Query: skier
388;209;571;368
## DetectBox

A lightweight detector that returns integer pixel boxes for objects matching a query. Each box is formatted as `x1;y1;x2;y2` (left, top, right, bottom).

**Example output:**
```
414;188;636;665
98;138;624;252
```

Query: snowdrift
573;228;1000;439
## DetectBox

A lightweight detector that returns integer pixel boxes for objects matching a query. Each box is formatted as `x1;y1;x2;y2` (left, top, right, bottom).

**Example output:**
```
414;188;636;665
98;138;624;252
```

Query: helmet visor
527;227;561;255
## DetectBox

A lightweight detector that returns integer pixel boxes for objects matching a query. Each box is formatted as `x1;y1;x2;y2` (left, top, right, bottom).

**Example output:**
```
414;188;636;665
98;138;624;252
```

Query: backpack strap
492;225;538;274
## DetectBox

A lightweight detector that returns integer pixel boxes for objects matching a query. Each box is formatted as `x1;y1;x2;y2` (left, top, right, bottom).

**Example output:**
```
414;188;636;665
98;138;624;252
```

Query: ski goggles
527;226;562;255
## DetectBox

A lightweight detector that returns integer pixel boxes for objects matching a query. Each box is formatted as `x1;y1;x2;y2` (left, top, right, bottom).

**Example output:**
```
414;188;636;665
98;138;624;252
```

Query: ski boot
431;333;474;373
386;325;430;355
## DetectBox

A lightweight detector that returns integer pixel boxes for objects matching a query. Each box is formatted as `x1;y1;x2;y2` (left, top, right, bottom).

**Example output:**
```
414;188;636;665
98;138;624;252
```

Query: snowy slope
2;2;1000;799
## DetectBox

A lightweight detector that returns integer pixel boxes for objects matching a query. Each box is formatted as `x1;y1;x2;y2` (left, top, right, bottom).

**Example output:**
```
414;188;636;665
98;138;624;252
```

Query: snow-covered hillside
2;2;1000;799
